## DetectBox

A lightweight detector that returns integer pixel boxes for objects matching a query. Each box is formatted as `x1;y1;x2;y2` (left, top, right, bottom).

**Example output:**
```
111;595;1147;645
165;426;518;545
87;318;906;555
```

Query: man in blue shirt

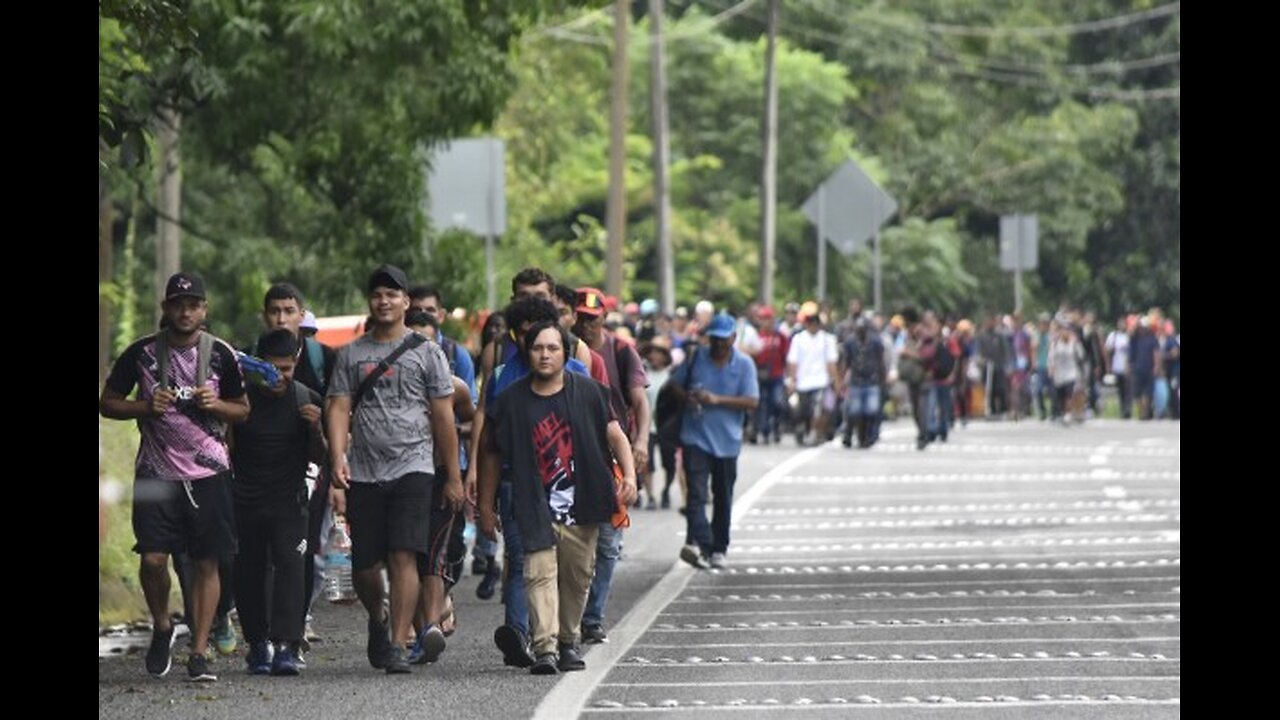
668;313;759;569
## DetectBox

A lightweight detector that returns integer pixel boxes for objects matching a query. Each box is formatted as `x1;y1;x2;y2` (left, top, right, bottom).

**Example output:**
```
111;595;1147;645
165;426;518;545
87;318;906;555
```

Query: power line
536;0;761;46
924;2;1179;38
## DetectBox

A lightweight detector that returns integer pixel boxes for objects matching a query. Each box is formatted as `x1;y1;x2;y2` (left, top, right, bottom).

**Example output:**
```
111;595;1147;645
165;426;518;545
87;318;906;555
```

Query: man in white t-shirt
785;313;841;445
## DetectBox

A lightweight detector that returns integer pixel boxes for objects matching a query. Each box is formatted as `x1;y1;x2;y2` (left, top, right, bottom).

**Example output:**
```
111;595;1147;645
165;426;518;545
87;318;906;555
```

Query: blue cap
705;312;736;339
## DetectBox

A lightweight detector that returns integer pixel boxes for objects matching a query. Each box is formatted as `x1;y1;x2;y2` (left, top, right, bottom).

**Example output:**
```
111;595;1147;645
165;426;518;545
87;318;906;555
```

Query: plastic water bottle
324;516;357;605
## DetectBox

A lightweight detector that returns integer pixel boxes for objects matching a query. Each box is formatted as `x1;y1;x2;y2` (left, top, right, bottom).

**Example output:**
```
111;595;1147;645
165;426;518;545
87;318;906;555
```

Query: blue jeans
843;383;882;446
754;377;785;437
926;384;954;439
582;523;622;628
683;444;739;555
497;483;528;637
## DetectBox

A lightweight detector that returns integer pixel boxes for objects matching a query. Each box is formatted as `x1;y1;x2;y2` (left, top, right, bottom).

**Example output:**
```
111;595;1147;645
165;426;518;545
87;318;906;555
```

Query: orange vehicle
313;315;367;348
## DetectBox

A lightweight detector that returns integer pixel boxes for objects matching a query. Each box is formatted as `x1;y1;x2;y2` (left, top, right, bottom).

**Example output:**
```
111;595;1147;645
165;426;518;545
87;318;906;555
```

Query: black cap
368;264;409;293
165;272;206;301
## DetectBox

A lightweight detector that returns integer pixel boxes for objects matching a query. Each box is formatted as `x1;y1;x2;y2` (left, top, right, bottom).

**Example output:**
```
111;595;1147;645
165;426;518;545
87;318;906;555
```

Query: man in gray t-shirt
325;264;463;674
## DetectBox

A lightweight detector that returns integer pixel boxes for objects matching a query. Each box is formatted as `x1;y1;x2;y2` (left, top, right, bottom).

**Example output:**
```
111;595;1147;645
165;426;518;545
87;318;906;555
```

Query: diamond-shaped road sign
802;160;897;255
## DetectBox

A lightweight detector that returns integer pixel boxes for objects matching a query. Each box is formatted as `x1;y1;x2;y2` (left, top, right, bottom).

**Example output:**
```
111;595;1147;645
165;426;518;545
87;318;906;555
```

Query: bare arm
452;376;476;422
627;385;651;467
465;340;497;502
606;420;637;506
430;394;463;511
100;386;162;420
325;394;353;490
476;423;500;540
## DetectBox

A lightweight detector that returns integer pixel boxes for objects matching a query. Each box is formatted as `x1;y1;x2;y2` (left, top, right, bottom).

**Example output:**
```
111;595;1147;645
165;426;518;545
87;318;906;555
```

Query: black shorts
132;473;237;560
418;478;466;585
346;473;432;571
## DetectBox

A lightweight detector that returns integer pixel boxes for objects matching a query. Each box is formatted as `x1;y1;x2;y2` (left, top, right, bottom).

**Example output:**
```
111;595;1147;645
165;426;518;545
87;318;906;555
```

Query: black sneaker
557;644;586;672
384;646;411;674
581;624;608;644
530;652;559;675
366;614;393;669
145;625;177;678
476;563;500;600
494;625;535;668
471;555;489;576
186;653;217;682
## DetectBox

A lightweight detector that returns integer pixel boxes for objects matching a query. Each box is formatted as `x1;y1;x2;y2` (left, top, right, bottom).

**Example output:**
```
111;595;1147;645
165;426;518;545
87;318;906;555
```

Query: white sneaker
679;545;711;569
709;552;727;569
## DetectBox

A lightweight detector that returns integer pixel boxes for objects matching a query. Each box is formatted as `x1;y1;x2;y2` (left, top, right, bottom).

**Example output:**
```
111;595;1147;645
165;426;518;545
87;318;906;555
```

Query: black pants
233;498;307;644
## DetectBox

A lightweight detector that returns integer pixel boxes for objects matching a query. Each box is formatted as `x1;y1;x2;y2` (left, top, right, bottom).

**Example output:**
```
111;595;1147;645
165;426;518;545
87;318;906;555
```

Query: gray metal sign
425;137;506;309
802;160;897;255
999;214;1038;271
426;138;506;237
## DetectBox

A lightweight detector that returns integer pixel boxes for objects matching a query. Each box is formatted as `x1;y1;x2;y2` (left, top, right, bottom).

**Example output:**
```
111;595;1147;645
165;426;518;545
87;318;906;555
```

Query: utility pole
606;0;631;298
650;0;675;313
758;0;779;307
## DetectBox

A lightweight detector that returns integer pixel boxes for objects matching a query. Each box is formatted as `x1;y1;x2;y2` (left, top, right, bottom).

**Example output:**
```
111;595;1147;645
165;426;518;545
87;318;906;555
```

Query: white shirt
1105;331;1130;375
787;329;838;391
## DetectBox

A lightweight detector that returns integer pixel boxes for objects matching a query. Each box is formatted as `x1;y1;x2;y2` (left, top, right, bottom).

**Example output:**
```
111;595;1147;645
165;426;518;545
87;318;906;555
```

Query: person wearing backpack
259;282;337;650
100;272;250;682
573;288;650;645
924;315;960;443
228;329;326;676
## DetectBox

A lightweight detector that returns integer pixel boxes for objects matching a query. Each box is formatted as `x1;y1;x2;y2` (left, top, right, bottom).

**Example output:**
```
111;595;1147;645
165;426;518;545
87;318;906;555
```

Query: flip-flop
440;596;457;637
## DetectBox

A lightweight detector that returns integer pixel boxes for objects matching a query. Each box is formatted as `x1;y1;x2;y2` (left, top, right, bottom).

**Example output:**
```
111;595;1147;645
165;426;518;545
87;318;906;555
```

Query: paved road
99;419;1179;719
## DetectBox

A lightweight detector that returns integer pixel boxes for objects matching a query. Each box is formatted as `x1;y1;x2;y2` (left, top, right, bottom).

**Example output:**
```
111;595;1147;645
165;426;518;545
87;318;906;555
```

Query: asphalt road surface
99;418;1179;719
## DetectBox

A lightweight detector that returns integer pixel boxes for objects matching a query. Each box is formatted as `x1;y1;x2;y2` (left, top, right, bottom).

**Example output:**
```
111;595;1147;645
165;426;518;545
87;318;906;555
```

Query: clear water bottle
324;516;357;605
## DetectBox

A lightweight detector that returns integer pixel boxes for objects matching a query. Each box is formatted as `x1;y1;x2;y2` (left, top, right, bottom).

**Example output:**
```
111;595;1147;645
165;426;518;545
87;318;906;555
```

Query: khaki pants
525;523;599;655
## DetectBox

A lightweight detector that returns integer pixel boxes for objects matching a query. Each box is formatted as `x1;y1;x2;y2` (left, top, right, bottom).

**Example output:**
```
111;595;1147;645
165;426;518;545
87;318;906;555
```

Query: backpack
439;334;458;376
932;340;957;380
303;336;327;386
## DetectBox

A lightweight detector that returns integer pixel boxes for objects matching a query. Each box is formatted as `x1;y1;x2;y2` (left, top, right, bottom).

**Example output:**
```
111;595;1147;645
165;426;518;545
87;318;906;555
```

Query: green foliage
100;0;1179;360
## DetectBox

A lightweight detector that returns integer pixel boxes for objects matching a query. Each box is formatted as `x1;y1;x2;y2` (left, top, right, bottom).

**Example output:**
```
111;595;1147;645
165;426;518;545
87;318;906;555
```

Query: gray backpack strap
293;381;313;410
155;332;170;390
196;332;214;386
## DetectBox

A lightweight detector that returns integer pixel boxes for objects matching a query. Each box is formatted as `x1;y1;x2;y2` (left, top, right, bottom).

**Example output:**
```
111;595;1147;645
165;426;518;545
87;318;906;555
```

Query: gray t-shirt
328;331;455;484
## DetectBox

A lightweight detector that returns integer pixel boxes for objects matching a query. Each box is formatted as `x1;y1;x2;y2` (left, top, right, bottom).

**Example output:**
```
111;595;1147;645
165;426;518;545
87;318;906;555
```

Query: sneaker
709;552;727;569
476;563;500;600
494;625;535;668
557;644;586;672
660;492;670;510
245;641;273;675
530;652;559;675
186;653;217;682
366;614;394;669
646;497;657;511
303;619;322;646
408;624;446;665
581;623;608;644
270;643;301;676
384;645;411;674
145;625;177;678
211;613;238;656
679;545;711;570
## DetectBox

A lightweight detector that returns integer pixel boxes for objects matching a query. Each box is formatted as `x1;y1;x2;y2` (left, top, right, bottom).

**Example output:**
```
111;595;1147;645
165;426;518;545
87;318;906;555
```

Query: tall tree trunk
650;0;675;314
758;0;780;307
99;174;114;385
606;0;631;298
155;107;182;325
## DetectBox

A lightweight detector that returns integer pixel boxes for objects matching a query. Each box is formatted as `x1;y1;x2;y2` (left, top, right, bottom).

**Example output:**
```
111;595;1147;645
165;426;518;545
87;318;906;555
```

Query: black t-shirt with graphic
529;389;577;524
